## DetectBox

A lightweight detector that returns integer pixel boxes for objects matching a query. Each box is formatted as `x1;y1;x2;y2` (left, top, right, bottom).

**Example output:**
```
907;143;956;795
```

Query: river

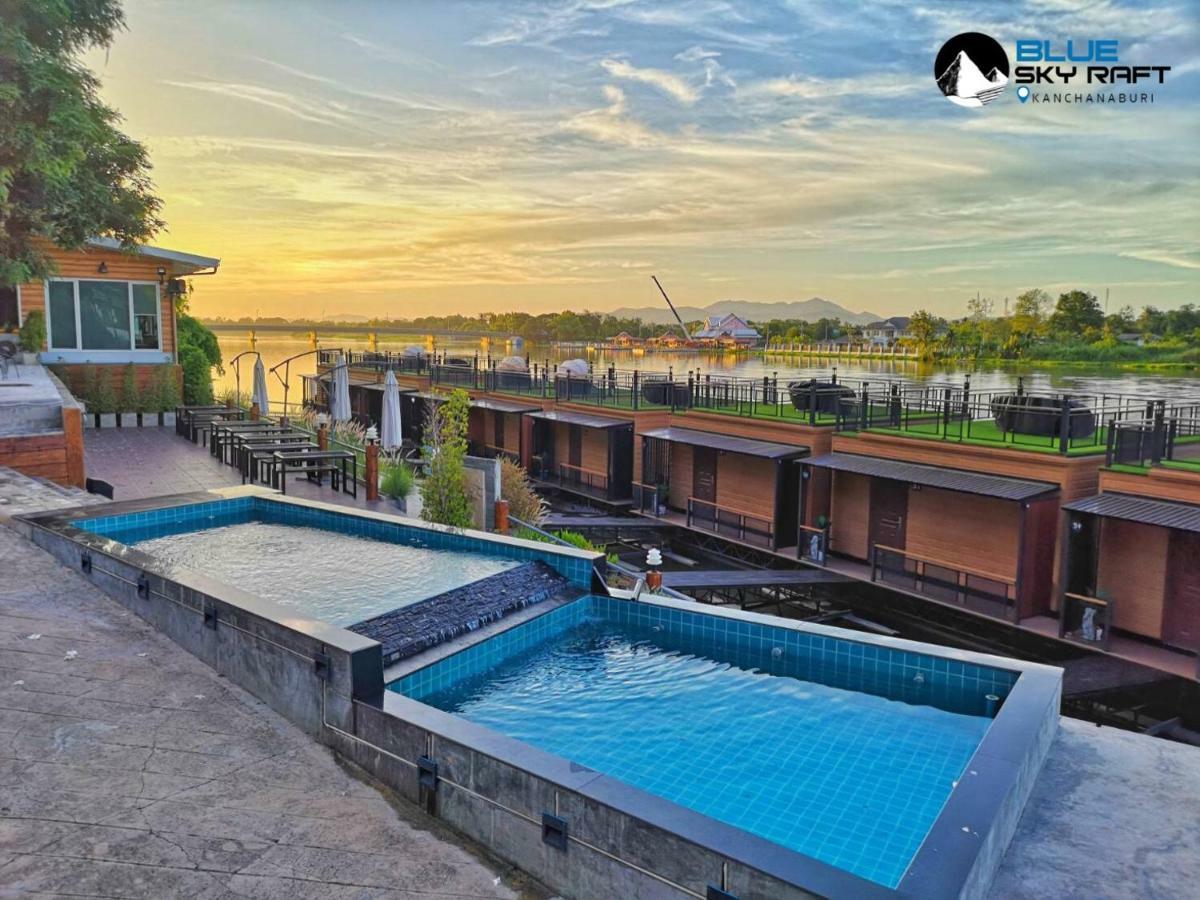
213;331;1199;407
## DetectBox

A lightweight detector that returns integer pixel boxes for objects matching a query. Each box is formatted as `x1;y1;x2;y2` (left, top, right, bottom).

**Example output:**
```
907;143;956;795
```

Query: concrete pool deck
0;522;538;899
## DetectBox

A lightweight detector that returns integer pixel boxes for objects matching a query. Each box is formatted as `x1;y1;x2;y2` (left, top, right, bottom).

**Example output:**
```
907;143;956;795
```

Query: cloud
562;85;659;146
743;72;917;100
675;45;720;62
600;58;699;104
161;80;356;126
1120;250;1200;270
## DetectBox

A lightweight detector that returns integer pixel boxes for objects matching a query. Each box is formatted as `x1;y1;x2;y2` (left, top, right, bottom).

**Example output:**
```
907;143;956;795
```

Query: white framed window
45;279;162;353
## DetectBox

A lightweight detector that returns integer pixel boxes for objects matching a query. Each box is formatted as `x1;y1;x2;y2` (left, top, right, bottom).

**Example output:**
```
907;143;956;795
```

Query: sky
85;0;1200;320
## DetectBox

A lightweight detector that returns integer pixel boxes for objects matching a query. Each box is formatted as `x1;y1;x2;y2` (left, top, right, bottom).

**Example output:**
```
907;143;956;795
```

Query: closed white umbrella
380;369;403;451
331;352;352;422
251;355;270;417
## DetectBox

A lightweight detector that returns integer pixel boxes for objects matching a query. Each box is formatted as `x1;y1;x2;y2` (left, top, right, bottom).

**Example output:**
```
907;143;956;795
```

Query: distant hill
607;297;882;327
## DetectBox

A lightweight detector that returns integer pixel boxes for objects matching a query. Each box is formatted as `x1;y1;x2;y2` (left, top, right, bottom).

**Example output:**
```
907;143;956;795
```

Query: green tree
1011;288;1050;345
420;389;473;528
907;309;941;355
1048;290;1104;338
0;0;164;287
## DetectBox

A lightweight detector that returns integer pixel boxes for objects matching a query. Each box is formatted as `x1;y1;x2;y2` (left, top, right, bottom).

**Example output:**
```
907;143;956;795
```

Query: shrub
420;389;473;528
120;364;139;412
380;459;415;499
92;368;118;414
18;310;45;353
498;457;546;526
179;344;215;405
157;366;181;412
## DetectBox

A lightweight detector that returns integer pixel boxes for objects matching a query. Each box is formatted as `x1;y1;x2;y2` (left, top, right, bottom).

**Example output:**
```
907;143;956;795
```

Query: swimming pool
394;594;1021;889
73;494;599;626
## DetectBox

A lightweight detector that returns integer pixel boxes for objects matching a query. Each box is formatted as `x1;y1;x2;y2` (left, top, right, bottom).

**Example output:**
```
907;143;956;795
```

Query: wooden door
1164;530;1200;651
869;479;908;553
693;446;718;504
568;425;582;468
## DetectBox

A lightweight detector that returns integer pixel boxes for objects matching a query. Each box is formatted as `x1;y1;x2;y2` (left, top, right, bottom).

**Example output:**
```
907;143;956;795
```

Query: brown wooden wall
1097;518;1167;640
0;404;84;488
668;443;694;509
18;243;178;355
905;487;1020;582
715;453;777;517
1100;468;1200;505
830;470;870;558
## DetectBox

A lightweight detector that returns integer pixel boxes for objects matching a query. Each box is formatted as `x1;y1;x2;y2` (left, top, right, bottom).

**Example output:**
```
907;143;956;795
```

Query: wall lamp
97;261;108;274
156;266;167;284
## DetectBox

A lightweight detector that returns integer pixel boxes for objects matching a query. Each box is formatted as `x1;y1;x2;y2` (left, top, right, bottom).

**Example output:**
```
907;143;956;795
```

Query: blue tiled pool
75;496;598;626
394;595;1018;888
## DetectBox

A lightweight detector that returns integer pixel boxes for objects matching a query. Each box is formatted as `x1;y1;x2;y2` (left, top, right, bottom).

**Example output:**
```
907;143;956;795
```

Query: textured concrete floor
0;523;534;900
989;717;1200;899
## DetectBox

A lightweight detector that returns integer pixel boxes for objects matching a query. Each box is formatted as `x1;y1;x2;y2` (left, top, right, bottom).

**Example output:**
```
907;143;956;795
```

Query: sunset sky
86;0;1198;320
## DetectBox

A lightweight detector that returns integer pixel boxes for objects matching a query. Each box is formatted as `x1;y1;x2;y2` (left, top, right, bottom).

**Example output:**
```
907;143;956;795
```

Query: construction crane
651;275;692;339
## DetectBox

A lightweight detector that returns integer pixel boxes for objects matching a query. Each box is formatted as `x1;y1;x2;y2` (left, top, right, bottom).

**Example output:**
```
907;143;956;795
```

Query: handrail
873;543;1015;587
560;461;606;478
687;495;770;525
1064;591;1109;607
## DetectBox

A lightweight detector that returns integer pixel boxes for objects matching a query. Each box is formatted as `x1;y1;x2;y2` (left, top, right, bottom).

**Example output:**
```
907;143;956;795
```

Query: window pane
48;282;77;349
132;284;159;349
78;280;130;350
0;287;18;331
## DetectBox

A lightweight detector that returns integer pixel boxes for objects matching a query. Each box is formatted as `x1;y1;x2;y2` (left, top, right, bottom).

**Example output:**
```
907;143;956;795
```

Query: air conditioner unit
166;279;187;296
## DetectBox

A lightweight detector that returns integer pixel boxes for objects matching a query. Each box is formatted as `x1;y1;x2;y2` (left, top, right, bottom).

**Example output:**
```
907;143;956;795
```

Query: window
0;286;17;332
132;284;159;349
45;280;160;352
48;282;77;349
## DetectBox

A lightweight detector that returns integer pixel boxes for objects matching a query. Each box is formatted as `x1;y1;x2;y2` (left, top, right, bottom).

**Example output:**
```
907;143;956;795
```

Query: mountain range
607;297;882;326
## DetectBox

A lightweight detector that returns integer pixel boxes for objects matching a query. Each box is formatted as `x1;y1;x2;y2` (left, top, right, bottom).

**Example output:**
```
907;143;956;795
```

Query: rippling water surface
419;618;990;888
132;523;517;626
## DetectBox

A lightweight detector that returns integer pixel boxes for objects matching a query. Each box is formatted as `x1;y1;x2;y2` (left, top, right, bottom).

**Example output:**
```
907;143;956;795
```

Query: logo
934;32;1010;107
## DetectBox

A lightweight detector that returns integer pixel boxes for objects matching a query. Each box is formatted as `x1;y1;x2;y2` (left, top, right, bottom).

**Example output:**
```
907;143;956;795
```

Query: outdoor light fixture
156;265;167;283
97;261;108;273
316;412;328;427
646;547;663;567
366;425;379;444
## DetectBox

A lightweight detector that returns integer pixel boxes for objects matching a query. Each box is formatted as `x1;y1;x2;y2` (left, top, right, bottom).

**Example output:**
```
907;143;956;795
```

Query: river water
214;332;1199;407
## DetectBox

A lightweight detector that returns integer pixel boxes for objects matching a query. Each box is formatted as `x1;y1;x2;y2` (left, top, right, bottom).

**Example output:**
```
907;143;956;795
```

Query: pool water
397;598;1000;888
122;522;518;626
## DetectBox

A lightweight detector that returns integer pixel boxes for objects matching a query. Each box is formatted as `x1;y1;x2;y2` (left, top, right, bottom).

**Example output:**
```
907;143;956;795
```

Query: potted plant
379;458;415;514
94;369;118;428
155;367;180;428
119;363;140;426
18;310;45;364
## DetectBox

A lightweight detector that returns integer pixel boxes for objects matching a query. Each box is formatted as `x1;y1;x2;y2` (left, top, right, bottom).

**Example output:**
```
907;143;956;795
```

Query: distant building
863;316;911;346
692;313;762;346
610;331;643;348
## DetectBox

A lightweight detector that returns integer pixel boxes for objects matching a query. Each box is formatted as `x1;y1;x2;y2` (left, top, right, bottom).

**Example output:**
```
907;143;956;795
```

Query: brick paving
83;427;406;515
0;521;536;899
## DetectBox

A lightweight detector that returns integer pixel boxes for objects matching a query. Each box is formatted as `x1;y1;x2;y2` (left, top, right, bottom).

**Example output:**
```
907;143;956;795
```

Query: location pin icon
1017;86;1030;103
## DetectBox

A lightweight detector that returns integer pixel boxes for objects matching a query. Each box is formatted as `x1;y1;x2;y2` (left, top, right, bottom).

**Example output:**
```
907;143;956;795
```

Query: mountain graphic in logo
934;33;1010;108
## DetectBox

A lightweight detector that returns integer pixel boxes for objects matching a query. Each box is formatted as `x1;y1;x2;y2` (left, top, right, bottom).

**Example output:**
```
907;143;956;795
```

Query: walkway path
0;522;534;899
83;427;415;515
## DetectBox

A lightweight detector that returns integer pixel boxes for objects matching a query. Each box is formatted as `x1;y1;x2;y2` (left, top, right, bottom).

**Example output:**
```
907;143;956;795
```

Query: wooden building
11;237;218;389
637;426;808;551
523;409;634;504
468;398;542;462
1060;469;1200;653
802;452;1059;621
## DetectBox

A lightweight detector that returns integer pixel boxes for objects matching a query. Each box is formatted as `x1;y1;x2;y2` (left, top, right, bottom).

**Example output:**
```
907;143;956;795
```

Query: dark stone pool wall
349;561;579;666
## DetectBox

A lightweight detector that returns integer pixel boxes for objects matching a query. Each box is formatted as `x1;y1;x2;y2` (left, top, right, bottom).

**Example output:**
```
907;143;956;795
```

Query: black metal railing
870;544;1017;622
687;497;775;549
558;462;609;498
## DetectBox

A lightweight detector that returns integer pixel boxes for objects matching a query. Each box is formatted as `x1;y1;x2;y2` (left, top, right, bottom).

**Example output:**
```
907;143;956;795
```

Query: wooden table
270;449;357;497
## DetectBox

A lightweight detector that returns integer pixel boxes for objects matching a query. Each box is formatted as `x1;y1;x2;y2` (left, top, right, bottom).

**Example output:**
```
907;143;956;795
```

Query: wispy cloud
601;58;699;104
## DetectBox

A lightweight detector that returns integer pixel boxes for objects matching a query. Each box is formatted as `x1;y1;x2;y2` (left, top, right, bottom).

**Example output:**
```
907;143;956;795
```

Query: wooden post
250;402;260;421
495;499;509;535
317;423;329;451
365;440;379;502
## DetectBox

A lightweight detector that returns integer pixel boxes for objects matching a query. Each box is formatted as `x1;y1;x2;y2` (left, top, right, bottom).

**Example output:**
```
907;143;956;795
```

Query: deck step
0;466;108;516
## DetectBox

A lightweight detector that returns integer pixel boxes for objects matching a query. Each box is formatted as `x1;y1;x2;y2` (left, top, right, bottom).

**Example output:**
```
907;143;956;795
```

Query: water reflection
213;332;1199;405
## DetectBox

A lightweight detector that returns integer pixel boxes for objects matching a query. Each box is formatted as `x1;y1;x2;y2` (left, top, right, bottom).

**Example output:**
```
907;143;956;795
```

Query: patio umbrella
380;369;403;452
251;355;270;417
331;352;352;422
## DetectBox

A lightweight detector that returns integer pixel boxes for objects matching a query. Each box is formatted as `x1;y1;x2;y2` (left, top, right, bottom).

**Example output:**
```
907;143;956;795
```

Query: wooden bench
241;440;317;484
